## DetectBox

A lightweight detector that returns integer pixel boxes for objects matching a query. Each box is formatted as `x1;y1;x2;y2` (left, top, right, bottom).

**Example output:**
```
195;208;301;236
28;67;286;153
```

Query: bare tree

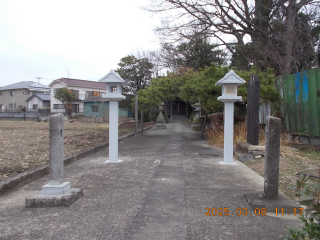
144;0;320;75
131;49;164;78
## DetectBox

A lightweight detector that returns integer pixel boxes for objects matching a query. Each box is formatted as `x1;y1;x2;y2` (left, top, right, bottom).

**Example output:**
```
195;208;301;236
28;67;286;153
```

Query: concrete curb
0;124;155;196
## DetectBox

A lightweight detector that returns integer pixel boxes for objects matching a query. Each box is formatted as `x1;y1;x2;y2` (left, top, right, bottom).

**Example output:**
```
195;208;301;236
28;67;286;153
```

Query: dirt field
0;120;134;180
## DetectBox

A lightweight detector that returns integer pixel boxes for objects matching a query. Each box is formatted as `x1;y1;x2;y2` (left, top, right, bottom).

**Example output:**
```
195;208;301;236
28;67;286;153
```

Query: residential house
0;81;50;111
83;96;132;118
49;78;107;115
26;93;51;110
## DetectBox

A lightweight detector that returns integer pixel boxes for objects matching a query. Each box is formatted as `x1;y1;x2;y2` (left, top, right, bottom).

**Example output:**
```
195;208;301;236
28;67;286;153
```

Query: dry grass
207;119;291;148
207;120;265;147
206;119;320;200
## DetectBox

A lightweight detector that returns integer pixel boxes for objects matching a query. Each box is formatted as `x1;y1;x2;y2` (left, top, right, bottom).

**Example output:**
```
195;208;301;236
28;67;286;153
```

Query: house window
54;88;61;94
10;91;14;96
226;85;236;95
91;105;99;113
92;91;100;96
9;104;12;108
0;92;2;96
72;104;79;113
53;104;64;109
0;104;2;109
33;104;38;109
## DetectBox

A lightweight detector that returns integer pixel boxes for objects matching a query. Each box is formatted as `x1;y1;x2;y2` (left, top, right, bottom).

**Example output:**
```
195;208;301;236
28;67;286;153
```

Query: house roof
0;81;50;91
50;78;107;89
99;69;125;83
26;93;51;102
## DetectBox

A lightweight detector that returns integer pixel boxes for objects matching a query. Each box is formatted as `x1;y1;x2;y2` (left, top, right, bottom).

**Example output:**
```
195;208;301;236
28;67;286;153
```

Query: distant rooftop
50;78;107;89
0;81;50;91
26;93;51;102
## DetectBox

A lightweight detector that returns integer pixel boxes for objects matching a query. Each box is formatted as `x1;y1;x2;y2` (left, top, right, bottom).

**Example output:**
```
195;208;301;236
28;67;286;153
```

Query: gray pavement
0;118;302;239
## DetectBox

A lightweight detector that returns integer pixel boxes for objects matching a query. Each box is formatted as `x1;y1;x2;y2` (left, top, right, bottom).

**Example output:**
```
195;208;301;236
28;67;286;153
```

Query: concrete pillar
247;75;260;145
108;101;119;162
141;110;144;135
264;116;281;199
223;102;234;163
135;93;138;136
186;103;188;119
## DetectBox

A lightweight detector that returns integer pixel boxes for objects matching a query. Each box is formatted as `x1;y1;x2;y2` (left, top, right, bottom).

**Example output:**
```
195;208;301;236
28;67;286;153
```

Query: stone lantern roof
215;70;246;86
99;69;125;84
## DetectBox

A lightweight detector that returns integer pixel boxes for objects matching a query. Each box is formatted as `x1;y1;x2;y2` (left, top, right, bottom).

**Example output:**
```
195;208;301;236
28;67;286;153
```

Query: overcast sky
0;0;160;87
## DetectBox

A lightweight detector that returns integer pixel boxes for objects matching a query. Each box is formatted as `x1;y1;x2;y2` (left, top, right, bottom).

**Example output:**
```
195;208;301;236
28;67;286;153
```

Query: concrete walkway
0;118;301;239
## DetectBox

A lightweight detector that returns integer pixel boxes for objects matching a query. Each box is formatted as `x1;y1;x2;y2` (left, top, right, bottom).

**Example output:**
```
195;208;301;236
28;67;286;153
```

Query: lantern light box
215;70;246;102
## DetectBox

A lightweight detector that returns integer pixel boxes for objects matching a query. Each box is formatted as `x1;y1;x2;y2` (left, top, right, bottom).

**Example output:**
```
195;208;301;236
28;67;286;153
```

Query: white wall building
49;78;107;115
26;93;50;110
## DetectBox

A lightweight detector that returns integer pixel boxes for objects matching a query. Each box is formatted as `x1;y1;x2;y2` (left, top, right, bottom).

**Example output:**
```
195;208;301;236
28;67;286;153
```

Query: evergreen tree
116;55;154;95
160;37;228;72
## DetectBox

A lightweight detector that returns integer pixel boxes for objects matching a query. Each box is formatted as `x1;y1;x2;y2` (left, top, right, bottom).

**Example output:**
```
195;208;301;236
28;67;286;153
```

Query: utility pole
65;68;72;78
35;77;42;83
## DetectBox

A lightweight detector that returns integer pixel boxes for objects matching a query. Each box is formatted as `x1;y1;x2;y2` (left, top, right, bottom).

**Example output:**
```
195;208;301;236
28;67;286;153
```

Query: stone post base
191;122;201;129
25;188;83;208
156;122;166;128
41;182;71;195
191;116;201;129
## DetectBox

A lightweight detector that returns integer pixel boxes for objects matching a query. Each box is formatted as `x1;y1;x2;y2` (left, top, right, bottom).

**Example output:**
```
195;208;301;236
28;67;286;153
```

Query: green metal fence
277;68;320;137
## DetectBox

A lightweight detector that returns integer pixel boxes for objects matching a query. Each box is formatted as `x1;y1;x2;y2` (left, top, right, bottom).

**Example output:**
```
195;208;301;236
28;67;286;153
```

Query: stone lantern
156;102;166;128
100;70;126;162
191;102;202;129
215;70;246;164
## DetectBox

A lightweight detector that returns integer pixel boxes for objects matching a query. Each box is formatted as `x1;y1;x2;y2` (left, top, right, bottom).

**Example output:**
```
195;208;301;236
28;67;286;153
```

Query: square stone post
264;116;281;199
25;113;83;207
135;93;138;136
140;110;144;135
247;75;260;145
49;113;64;185
243;115;300;213
42;113;70;194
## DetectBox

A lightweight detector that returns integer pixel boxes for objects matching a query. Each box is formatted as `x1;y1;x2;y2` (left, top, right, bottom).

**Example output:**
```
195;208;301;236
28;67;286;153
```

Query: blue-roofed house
26;93;51;110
